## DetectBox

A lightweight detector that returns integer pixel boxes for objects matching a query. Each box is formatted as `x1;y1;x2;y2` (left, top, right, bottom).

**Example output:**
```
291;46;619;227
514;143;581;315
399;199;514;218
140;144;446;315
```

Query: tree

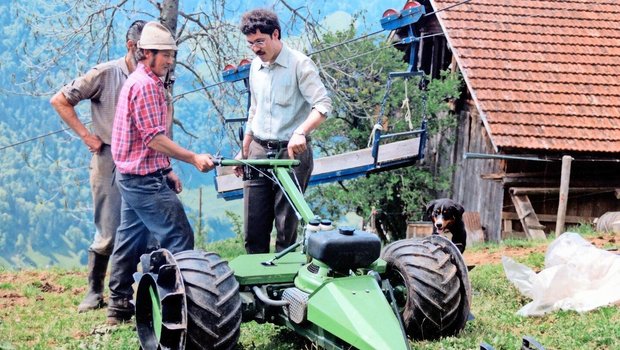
306;27;462;241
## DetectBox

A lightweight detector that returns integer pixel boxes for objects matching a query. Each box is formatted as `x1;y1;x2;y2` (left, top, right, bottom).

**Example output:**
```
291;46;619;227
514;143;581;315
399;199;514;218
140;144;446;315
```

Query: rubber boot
106;298;135;325
77;251;109;312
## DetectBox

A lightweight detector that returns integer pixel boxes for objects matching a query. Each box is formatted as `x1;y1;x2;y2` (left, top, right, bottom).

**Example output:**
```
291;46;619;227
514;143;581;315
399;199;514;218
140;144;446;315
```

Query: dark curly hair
240;9;281;39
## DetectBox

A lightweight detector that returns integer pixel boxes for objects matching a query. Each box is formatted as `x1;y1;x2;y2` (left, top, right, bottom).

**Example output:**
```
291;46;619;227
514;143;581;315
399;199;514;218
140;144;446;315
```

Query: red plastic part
382;8;398;18
238;58;251;67
223;64;236;72
403;1;421;10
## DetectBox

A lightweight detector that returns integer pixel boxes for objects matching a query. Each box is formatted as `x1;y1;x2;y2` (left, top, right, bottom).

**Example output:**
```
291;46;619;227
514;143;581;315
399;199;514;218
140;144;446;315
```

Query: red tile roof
429;0;620;153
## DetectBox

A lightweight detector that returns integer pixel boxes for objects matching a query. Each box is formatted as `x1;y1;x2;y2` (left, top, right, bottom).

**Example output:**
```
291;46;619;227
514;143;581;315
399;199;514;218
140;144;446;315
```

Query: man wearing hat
107;21;214;325
50;20;146;313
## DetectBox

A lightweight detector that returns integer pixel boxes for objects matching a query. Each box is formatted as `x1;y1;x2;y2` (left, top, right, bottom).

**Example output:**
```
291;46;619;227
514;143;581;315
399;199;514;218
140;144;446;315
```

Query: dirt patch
38;281;65;293
0;291;28;308
0;270;70;295
463;232;619;266
463;246;545;266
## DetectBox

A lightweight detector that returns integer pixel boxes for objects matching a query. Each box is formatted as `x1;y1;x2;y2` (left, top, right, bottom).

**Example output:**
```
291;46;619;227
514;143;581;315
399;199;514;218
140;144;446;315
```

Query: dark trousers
243;140;313;254
108;170;194;301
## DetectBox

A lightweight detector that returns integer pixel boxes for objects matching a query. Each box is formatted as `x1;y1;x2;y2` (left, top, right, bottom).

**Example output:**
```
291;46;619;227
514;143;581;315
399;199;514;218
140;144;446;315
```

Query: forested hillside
0;1;240;268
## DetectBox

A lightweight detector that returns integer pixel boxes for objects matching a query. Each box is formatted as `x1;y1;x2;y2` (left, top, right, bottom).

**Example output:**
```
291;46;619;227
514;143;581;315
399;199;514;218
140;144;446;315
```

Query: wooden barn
410;0;620;242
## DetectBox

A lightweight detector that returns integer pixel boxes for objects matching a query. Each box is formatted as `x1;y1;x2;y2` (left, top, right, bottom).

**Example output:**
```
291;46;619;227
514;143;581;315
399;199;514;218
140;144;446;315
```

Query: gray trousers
243;140;313;254
89;145;121;256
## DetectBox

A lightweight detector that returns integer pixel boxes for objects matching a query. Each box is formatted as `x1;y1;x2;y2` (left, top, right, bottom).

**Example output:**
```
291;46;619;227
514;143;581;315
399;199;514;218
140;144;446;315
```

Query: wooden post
555;155;572;237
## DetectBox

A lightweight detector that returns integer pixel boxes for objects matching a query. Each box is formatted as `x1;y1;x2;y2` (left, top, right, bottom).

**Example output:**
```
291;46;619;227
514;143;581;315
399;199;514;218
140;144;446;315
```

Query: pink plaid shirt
112;63;170;175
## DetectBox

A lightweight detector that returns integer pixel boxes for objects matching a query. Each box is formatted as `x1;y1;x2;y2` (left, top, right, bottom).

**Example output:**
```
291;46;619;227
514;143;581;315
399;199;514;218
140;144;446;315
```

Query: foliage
307;27;462;241
202;211;246;260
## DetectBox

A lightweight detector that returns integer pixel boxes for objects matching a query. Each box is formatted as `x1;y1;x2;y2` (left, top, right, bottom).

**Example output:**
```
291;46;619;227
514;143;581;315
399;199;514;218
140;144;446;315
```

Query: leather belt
252;136;288;150
141;168;172;178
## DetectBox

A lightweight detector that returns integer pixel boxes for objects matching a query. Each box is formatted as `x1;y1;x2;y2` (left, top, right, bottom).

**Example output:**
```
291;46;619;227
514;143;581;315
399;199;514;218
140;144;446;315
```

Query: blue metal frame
372;2;427;166
380;3;426;72
221;63;251;123
221;63;250;83
380;4;425;31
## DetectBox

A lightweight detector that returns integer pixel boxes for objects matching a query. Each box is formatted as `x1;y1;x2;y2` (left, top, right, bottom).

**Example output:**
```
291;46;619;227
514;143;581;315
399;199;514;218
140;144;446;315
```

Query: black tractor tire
381;235;471;341
174;250;242;350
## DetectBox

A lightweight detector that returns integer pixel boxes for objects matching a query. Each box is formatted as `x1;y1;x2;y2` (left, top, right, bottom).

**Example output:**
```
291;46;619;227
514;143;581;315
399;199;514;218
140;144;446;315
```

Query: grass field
0;227;618;349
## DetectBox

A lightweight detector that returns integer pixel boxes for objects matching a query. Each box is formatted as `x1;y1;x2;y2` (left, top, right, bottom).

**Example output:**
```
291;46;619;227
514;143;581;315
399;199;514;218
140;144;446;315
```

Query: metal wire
424;0;473;17
308;29;385;56
0;121;92;152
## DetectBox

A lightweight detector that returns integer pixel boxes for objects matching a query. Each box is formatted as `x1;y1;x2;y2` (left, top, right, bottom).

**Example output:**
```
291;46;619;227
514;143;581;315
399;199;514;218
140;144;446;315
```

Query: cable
424;0;473;17
316;32;445;69
0;121;91;152
308;29;385;56
171;30;387;99
173;80;228;100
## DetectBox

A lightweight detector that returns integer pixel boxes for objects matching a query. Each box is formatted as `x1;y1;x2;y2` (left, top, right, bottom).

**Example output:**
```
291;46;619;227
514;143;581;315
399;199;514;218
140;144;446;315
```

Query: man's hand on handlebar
232;151;244;178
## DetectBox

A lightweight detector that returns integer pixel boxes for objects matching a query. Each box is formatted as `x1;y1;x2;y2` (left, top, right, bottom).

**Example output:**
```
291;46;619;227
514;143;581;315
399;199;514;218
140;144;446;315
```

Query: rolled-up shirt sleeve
61;67;103;105
298;58;332;117
130;83;167;146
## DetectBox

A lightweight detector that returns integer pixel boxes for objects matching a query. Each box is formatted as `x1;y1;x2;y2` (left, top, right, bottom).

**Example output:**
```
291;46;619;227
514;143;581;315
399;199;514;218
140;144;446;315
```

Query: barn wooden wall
426;99;505;241
502;158;620;235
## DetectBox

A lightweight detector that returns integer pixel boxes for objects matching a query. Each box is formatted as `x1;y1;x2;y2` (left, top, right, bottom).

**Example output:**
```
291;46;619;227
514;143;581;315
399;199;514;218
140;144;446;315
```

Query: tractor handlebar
212;157;300;168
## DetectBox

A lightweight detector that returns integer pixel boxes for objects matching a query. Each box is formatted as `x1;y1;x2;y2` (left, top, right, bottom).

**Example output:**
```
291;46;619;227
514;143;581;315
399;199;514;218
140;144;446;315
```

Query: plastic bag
502;232;620;316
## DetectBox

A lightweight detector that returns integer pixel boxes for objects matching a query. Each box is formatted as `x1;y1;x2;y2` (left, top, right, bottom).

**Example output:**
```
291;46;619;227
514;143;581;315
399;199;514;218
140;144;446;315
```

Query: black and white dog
425;198;467;253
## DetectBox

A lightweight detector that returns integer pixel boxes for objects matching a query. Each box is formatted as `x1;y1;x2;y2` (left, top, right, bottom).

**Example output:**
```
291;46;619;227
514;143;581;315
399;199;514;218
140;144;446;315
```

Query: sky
181;0;418;33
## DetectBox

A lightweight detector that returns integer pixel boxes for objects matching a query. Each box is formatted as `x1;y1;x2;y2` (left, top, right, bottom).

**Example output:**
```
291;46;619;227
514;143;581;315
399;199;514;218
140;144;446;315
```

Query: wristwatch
293;130;306;136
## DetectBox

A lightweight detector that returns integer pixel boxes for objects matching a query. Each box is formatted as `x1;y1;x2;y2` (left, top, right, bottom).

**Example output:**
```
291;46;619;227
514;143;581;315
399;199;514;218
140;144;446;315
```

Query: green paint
229;252;306;285
149;286;162;341
307;276;408;350
274;167;315;223
218;159;300;167
294;260;331;293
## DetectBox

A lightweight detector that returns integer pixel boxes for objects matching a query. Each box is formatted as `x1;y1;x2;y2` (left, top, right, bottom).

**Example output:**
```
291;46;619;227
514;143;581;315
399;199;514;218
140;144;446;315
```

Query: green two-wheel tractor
134;159;471;349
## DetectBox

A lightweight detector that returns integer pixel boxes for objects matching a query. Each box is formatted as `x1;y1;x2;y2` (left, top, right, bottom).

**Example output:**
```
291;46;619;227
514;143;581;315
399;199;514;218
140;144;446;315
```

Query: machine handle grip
213;157;300;168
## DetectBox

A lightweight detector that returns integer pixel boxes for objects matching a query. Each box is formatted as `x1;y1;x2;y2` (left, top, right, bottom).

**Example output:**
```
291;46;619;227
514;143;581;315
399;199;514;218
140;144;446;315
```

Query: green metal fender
307;275;409;350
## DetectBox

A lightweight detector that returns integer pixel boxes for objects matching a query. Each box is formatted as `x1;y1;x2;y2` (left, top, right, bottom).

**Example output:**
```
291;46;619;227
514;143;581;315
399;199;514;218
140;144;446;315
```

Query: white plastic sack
502;232;620;316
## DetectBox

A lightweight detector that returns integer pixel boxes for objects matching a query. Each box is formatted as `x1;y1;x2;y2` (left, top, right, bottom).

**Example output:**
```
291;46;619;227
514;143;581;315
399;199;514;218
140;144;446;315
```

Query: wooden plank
502;230;527;240
481;172;548;180
215;138;420;194
510;187;618;195
406;221;433;239
509;192;547;240
313;138;420;175
502;212;595;224
462;211;484;243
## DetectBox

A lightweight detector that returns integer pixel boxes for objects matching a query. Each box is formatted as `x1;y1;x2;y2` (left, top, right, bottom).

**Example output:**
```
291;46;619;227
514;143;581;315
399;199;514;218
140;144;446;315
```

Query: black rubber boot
78;251;109;313
106;297;135;325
